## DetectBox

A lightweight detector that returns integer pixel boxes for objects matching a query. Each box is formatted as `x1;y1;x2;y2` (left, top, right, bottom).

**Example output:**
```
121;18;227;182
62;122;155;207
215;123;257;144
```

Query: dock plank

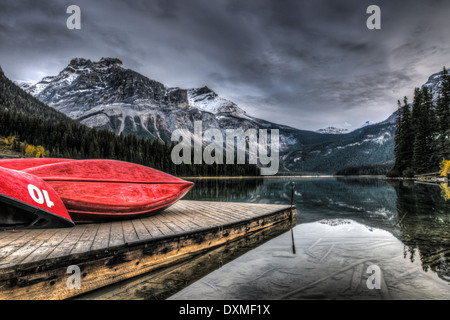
157;211;188;233
47;225;88;259
91;222;111;251
0;239;44;267
150;215;176;236
71;223;100;255
181;201;232;225
122;220;139;244
20;229;70;264
196;201;252;220
2;230;44;248
108;221;124;248
131;219;151;241
139;218;164;239
169;209;205;230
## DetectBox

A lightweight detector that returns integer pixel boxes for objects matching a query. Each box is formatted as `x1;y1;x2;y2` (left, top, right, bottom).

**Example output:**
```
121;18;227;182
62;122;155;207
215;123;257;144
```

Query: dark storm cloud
1;0;450;130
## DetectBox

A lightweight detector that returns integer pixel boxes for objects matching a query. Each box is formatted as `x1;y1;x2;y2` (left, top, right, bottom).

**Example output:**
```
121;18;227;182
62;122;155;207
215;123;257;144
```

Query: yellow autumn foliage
3;136;51;158
24;144;50;158
3;136;16;147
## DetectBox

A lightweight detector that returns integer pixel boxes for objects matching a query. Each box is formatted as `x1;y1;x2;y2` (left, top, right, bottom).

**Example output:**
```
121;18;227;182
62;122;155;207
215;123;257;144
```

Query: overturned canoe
0;166;74;229
6;159;194;223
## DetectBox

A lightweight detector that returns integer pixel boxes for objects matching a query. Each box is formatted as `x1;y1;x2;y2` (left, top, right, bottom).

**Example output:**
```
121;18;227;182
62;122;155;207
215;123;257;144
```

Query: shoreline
181;175;449;183
181;174;385;179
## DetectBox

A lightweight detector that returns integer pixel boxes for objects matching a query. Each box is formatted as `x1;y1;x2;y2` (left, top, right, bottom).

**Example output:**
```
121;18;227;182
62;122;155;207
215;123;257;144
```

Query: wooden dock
0;200;295;300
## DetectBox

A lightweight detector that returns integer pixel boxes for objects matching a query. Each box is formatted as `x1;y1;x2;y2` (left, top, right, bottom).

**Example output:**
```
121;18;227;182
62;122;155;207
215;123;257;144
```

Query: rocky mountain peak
68;57;92;67
360;121;375;128
66;57;124;73
422;67;449;101
191;86;216;97
98;57;123;67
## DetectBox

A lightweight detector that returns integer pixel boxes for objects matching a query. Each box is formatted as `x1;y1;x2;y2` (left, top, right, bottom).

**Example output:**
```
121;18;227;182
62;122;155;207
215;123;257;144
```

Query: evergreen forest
388;67;450;177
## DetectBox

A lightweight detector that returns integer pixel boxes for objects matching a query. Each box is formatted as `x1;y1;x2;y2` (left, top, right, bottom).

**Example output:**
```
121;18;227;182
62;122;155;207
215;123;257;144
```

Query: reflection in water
183;178;264;202
170;220;450;300
389;180;450;282
177;177;450;297
441;183;450;201
76;218;294;300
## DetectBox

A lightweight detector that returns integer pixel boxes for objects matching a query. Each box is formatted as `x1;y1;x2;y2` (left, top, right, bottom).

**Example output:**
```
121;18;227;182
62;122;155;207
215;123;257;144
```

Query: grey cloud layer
1;0;450;130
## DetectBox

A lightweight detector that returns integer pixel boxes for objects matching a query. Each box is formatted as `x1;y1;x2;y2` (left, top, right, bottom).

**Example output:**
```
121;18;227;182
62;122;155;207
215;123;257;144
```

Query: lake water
167;177;450;300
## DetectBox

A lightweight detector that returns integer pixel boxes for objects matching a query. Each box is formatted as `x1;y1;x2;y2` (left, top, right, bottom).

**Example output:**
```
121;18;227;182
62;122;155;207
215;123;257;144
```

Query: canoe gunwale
38;179;193;185
0;193;75;229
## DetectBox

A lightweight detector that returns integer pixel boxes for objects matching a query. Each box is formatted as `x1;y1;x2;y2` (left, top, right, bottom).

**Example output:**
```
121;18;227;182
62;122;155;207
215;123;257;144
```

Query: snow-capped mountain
359;121;375;128
316;127;349;135
24;58;257;141
316;121;376;135
421;67;449;101
22;57;397;174
187;86;247;117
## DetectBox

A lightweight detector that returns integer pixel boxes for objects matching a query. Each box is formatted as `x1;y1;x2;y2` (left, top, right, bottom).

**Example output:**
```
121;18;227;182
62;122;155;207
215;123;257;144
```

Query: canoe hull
47;180;194;222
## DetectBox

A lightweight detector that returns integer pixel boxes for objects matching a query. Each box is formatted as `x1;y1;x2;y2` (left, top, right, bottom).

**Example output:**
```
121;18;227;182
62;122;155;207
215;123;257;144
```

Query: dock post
290;182;295;218
290;182;296;254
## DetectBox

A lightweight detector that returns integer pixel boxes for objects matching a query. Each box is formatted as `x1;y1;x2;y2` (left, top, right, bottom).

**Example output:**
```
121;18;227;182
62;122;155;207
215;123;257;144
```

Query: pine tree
391;97;414;176
435;67;450;161
412;87;435;173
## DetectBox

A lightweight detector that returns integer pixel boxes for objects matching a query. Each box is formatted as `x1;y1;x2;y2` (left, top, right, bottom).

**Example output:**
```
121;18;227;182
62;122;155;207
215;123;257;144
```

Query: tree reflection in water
389;180;450;282
183;178;264;202
440;183;450;201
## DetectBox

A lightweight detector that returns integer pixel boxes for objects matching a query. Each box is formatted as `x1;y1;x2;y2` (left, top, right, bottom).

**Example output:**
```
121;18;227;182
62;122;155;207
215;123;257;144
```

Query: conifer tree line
0;68;260;177
388;67;450;177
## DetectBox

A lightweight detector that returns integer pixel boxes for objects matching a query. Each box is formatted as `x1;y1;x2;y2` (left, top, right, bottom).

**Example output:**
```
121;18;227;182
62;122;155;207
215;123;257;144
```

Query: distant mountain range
15;58;446;174
316;127;350;135
316;121;375;135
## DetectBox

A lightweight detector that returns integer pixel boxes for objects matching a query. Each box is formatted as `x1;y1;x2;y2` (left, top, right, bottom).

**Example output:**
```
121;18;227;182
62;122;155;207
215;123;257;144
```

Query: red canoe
0;166;74;229
0;159;194;223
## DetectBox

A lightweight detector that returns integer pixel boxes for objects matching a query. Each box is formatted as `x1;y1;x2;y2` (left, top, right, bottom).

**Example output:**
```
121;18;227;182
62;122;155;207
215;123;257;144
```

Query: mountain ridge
19;57;409;173
0;67;261;176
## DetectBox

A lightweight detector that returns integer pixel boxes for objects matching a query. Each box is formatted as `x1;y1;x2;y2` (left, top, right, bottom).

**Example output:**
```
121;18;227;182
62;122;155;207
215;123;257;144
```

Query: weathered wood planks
0;200;295;300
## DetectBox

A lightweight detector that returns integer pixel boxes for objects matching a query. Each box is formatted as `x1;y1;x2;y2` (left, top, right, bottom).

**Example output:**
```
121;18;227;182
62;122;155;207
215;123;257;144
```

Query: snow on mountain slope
316;121;377;135
316;127;349;134
187;86;247;116
359;121;375;129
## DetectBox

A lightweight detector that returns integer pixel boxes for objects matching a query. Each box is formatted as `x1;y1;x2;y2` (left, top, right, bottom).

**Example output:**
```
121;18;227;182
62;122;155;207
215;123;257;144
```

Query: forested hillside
388;67;450;177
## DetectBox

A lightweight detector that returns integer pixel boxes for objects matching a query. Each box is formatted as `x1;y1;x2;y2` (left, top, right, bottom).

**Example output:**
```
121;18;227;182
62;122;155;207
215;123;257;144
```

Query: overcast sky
1;0;450;131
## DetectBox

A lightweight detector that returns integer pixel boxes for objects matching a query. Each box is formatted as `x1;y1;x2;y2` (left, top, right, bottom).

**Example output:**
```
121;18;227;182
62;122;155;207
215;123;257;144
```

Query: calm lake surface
168;177;450;300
